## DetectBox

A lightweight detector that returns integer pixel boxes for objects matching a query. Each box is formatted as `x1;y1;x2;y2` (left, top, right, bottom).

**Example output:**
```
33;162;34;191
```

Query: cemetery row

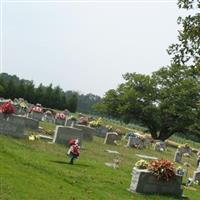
0;98;200;198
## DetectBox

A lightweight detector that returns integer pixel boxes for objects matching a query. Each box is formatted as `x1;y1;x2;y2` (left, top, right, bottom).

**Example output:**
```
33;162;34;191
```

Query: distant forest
0;73;101;113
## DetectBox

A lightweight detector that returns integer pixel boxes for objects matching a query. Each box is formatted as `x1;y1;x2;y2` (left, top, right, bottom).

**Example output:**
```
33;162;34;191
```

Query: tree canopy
95;0;200;141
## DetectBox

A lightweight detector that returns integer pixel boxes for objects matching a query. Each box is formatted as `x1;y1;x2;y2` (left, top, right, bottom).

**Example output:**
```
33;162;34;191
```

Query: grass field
1;121;200;200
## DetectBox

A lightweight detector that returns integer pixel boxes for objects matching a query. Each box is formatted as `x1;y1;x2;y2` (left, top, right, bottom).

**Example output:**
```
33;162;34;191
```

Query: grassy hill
1;122;200;200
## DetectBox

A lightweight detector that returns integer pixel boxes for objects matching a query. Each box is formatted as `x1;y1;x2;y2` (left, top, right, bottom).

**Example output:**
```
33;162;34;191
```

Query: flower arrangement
89;117;103;127
148;159;175;181
79;117;88;125
55;113;66;120
106;125;113;131
0;101;15;114
135;159;149;169
30;105;43;113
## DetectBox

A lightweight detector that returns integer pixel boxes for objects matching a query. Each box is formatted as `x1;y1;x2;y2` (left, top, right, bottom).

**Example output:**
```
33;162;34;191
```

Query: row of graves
1;99;200;198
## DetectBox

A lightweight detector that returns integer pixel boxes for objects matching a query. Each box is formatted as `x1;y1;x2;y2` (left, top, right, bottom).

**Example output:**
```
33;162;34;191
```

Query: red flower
148;159;175;181
0;101;15;114
55;113;66;120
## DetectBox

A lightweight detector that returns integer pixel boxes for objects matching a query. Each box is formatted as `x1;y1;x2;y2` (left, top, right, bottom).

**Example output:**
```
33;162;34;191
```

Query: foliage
0;73;100;113
77;93;101;114
95;64;200;141
167;0;200;71
65;92;78;113
148;159;175;181
135;159;149;169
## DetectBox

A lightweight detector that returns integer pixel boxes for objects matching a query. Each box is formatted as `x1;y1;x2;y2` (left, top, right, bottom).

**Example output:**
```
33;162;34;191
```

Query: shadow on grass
49;160;91;167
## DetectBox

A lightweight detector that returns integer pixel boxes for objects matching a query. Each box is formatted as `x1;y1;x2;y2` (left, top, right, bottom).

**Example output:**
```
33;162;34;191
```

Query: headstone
43;111;54;123
129;167;183;197
193;171;200;182
55;118;66;126
96;126;108;138
154;141;166;152
65;119;77;126
29;111;43;121
179;145;192;155
53;126;83;145
0;113;25;138
104;132;119;145
176;168;185;176
74;125;95;141
174;149;182;163
127;136;144;148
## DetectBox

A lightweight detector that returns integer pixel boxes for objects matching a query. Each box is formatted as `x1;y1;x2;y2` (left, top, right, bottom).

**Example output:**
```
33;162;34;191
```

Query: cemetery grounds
1;121;200;200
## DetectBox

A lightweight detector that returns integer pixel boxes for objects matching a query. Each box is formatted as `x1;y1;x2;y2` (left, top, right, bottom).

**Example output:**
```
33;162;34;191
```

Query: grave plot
74;124;96;141
104;132;120;145
55;113;66;126
53;126;83;145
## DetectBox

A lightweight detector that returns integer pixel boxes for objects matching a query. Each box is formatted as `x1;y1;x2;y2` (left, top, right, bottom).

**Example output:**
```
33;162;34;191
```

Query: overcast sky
1;0;185;96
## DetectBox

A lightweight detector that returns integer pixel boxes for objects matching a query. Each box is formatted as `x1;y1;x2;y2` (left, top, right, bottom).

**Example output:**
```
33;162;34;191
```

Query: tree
95;64;200;141
77;93;101;114
152;64;200;140
0;84;4;96
66;93;78;113
167;0;200;71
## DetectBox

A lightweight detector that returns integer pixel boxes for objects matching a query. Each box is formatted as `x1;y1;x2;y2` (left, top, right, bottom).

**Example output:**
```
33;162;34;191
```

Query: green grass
1;126;200;200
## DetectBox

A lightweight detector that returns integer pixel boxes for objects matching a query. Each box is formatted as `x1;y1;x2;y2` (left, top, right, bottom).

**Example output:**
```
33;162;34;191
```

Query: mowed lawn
1;132;200;200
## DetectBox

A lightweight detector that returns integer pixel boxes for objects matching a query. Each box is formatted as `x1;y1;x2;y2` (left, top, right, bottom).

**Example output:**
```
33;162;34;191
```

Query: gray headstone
74;125;95;141
154;141;166;152
29;111;43;121
174;149;182;163
127;136;142;147
193;171;200;182
95;126;108;138
104;132;119;145
0;113;25;138
53;126;83;145
55;118;66;126
129;167;183;197
179;146;192;155
43;113;55;123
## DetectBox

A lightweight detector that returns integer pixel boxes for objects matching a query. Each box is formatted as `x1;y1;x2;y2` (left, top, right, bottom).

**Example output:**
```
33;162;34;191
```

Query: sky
0;0;185;96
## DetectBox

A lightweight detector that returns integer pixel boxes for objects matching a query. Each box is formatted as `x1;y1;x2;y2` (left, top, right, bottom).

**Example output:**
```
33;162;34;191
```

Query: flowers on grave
30;104;43;113
45;110;53;115
89;117;103;127
135;159;149;169
79;117;88;125
183;153;190;157
115;128;123;136
148;159;175;181
0;101;15;114
106;125;113;131
55;113;66;120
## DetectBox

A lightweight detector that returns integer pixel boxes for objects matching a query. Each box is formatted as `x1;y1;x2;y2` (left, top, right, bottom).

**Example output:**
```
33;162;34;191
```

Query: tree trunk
158;127;174;141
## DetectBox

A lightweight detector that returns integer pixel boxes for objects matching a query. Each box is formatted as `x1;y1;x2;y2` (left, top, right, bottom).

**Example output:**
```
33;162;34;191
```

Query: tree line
0;73;101;113
94;0;200;141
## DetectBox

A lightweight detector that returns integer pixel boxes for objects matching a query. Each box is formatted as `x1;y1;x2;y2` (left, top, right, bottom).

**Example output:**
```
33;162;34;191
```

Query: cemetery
1;0;199;198
0;98;200;200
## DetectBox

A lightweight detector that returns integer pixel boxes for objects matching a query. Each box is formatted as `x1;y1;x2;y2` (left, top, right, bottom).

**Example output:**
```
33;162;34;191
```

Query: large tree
95;64;200;141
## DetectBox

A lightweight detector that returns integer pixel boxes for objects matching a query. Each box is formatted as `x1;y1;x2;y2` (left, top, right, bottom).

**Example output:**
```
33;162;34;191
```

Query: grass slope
1;128;200;199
